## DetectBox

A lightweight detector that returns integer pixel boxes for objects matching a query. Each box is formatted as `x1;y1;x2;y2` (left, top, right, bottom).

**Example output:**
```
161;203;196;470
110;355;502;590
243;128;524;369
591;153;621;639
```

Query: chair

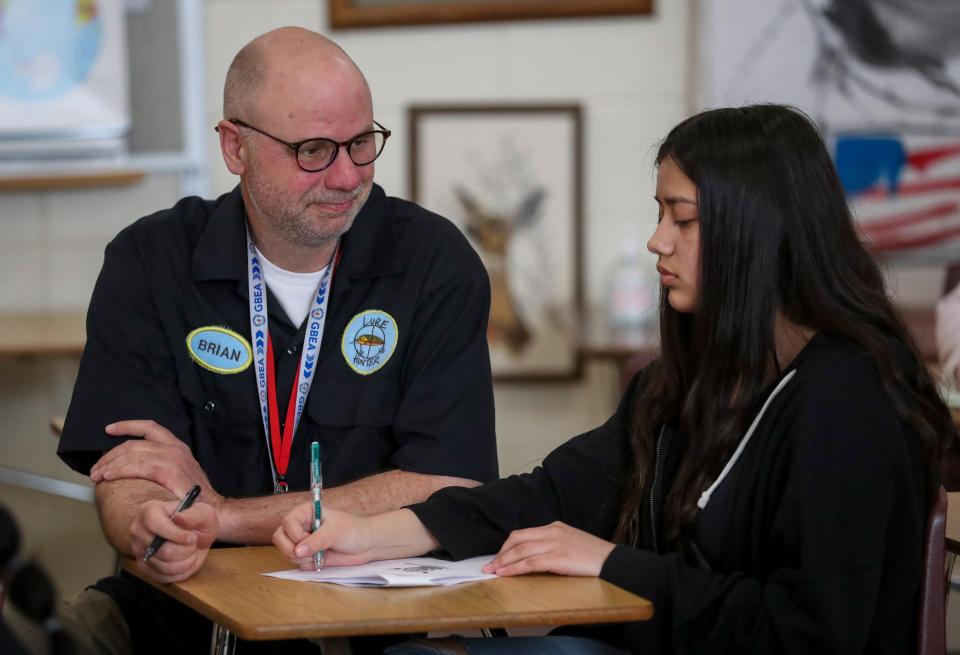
918;486;951;655
938;266;960;491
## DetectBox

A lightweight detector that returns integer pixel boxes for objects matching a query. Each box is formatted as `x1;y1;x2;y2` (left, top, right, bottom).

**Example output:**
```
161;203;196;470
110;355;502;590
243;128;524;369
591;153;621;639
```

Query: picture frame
329;0;652;29
696;0;960;265
409;104;583;382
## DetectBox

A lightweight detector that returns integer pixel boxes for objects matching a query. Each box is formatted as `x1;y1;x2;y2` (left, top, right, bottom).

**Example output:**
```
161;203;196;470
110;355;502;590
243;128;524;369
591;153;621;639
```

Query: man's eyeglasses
216;119;391;173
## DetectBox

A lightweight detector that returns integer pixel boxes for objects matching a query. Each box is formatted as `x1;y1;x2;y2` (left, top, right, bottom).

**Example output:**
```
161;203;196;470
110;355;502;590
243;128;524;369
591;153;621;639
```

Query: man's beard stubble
245;171;371;248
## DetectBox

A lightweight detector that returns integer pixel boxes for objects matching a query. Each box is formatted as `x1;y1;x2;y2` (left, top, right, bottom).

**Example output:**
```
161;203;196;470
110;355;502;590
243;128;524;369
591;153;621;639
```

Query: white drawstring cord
697;369;797;510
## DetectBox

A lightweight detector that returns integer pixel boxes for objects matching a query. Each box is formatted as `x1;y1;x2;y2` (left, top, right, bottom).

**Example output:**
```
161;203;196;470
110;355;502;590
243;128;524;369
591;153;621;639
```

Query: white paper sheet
263;555;497;588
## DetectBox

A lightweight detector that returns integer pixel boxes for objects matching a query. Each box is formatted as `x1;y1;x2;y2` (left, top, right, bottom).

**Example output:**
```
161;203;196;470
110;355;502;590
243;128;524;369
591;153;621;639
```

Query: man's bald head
223;27;369;121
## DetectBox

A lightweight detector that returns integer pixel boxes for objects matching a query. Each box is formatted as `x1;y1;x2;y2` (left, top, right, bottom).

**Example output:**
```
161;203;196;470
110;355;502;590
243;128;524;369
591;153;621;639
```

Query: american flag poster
698;0;960;266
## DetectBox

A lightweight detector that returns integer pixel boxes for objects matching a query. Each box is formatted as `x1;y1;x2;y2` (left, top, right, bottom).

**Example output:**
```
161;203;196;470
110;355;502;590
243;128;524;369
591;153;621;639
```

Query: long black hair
615;104;954;544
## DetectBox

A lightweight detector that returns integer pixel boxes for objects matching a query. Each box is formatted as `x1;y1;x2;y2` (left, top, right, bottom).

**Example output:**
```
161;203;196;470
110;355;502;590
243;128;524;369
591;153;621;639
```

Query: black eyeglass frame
216;118;391;172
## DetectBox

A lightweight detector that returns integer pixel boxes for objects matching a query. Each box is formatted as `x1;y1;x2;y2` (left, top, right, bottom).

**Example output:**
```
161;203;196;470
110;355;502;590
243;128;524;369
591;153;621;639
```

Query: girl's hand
273;504;378;569
482;521;615;577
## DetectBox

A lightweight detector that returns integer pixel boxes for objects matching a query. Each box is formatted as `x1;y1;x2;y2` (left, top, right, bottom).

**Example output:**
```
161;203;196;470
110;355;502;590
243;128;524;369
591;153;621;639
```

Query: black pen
143;484;201;563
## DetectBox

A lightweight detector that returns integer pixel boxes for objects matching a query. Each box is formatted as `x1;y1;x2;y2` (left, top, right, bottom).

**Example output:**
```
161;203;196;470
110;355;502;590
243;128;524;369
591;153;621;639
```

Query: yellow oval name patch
186;326;252;375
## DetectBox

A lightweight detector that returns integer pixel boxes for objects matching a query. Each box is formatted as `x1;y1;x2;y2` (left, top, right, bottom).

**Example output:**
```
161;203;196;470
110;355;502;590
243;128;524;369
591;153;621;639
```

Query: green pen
310;441;325;571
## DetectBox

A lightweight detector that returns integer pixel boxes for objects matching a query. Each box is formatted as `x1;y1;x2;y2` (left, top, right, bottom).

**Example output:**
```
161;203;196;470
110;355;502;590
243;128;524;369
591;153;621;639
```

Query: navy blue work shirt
58;184;498;495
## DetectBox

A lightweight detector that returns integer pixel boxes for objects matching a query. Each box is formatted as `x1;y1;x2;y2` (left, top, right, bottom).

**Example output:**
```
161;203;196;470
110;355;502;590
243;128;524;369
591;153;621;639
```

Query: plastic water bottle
607;237;657;335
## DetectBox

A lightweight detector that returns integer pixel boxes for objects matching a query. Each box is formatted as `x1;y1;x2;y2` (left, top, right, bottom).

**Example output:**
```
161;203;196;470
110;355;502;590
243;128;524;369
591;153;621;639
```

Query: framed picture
409;104;583;381
329;0;652;29
697;0;960;266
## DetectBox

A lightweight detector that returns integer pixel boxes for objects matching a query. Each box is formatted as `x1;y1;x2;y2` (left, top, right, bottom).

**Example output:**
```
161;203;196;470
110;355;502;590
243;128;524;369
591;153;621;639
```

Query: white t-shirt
258;252;328;327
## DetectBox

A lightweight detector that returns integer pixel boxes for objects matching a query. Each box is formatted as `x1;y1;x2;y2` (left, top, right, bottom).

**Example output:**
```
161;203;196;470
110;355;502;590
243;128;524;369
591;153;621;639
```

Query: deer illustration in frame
409;104;584;381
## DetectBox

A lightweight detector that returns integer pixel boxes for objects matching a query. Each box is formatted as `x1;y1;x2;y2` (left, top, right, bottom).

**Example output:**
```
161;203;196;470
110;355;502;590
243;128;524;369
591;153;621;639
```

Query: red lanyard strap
265;335;302;492
247;227;341;493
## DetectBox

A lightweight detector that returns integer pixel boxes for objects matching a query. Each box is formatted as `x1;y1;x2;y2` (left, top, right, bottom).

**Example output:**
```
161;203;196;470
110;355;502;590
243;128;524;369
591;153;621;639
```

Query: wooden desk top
0;311;86;357
124;547;652;642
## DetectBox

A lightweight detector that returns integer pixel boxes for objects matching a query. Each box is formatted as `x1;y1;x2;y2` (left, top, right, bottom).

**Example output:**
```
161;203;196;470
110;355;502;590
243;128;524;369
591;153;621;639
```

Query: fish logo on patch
342;309;398;375
186;326;253;374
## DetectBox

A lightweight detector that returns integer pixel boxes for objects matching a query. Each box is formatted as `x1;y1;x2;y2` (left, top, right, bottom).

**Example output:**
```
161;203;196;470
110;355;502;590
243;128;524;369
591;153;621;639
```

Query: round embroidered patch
186;326;253;375
341;309;398;375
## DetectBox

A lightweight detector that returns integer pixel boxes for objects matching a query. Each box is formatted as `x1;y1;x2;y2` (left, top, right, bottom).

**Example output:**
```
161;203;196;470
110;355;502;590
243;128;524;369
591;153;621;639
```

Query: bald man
56;28;497;654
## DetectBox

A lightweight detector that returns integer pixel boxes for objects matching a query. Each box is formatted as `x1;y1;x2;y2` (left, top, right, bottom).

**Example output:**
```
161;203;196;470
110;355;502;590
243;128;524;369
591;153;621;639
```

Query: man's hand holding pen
131;494;219;583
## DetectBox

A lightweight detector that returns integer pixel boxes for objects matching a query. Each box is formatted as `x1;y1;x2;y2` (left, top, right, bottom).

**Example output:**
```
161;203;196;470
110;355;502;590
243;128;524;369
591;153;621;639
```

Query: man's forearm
95;478;177;557
216;490;309;545
324;469;482;515
217;470;481;545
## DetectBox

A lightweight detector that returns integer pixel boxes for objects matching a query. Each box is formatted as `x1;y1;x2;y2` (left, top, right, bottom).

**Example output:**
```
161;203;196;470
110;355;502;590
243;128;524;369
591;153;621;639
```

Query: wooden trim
0;170;145;192
409;103;584;382
331;0;652;29
0;311;86;358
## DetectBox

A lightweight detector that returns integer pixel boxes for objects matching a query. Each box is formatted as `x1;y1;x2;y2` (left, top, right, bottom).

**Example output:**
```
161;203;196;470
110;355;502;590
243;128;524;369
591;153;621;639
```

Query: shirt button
287;344;299;355
203;401;215;413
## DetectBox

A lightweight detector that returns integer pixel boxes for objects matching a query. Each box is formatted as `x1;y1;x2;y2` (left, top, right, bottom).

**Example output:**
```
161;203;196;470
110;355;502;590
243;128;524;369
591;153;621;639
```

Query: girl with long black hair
274;104;954;654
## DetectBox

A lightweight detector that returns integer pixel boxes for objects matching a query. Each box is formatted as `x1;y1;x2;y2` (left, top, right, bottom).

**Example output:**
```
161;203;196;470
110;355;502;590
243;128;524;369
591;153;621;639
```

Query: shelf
0;169;145;191
0;310;86;358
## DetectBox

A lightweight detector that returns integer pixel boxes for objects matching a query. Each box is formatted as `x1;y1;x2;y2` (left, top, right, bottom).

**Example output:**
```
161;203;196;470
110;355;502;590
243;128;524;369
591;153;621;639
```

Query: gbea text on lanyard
246;228;341;493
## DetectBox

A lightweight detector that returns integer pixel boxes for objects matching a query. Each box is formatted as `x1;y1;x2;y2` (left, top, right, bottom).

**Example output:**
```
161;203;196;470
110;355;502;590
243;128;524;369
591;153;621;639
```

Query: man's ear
217;120;246;175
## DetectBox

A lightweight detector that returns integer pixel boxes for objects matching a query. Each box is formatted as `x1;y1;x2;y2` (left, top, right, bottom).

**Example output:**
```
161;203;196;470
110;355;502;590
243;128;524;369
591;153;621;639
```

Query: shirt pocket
305;377;400;428
176;363;262;428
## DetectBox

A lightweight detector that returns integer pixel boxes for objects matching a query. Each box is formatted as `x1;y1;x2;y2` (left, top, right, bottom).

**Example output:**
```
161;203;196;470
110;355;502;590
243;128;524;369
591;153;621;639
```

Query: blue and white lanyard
246;228;338;493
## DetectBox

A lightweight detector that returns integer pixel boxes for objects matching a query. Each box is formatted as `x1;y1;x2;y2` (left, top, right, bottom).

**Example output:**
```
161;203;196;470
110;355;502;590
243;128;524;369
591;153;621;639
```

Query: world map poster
0;0;130;159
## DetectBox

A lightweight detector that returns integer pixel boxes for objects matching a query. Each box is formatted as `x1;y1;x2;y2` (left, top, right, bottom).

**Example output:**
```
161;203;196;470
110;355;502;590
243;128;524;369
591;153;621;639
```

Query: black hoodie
411;333;926;654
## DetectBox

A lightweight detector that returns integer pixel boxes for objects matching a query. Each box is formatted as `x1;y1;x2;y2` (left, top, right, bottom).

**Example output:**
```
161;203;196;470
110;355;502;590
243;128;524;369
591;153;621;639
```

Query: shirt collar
191;183;402;283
